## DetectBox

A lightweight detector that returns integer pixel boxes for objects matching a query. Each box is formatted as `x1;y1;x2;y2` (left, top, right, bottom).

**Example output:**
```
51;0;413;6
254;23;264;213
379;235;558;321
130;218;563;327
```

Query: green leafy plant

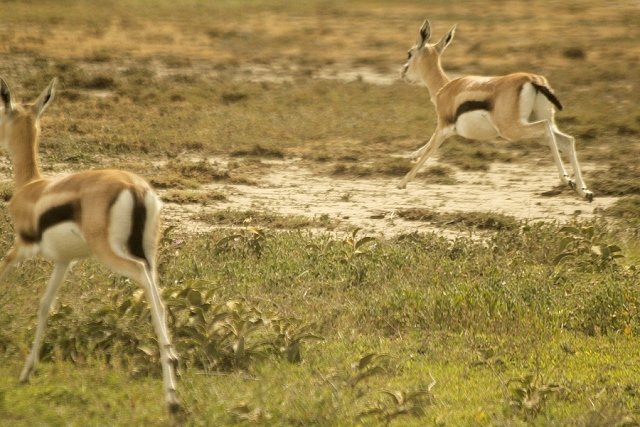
339;229;377;285
554;224;623;271
166;284;322;371
214;226;268;257
357;386;435;424
39;280;321;375
506;373;566;419
348;353;390;388
271;318;323;363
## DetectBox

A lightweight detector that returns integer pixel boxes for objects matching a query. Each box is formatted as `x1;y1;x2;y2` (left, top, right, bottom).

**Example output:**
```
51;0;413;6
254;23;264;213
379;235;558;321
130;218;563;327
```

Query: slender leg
139;265;180;412
93;244;180;412
506;119;592;201
408;143;427;160
19;262;69;383
145;262;179;364
554;128;593;201
398;128;450;189
543;123;573;187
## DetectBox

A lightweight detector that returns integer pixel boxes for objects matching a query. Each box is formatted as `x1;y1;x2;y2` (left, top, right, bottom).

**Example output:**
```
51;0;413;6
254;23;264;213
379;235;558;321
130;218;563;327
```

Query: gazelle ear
417;19;431;47
435;24;456;54
1;77;12;113
33;77;57;117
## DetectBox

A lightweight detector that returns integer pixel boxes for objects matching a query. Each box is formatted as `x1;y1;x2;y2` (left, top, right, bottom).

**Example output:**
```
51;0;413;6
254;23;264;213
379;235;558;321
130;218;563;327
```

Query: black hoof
585;192;594;203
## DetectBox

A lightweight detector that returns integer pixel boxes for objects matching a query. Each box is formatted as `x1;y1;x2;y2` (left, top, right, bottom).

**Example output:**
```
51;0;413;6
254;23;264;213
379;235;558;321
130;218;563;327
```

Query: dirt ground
161;154;615;237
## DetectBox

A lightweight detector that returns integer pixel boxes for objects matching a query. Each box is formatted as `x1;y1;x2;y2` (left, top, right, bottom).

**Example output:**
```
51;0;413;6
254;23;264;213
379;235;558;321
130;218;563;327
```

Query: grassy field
0;0;639;425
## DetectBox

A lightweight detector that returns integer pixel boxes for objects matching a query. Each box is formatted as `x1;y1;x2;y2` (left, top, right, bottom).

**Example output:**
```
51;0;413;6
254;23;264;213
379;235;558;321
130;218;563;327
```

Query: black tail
127;189;149;267
531;82;563;111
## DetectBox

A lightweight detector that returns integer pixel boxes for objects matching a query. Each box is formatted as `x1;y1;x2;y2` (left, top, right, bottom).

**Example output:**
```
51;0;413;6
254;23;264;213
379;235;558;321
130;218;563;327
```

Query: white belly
455;110;500;140
40;222;90;261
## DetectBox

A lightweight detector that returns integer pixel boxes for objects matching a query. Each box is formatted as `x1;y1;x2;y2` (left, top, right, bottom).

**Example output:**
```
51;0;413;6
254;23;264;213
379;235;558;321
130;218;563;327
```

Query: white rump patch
518;82;537;123
109;190;135;259
142;191;161;266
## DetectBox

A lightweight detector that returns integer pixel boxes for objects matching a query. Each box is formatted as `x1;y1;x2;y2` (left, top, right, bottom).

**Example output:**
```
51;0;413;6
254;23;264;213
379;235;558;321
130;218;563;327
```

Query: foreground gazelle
399;20;593;201
0;78;180;412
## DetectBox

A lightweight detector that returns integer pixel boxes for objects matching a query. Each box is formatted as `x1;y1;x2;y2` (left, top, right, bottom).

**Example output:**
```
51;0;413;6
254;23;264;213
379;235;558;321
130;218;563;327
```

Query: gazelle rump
399;19;593;201
0;77;180;412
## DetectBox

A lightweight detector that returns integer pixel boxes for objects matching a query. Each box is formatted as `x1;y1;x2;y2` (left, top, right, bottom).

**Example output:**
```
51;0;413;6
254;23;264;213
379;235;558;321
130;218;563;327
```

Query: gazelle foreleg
398;127;452;189
408;142;428;160
19;262;70;383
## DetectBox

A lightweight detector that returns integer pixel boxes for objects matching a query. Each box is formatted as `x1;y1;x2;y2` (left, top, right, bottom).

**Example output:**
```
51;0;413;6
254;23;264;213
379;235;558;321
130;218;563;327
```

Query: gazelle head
401;19;456;84
0;77;57;153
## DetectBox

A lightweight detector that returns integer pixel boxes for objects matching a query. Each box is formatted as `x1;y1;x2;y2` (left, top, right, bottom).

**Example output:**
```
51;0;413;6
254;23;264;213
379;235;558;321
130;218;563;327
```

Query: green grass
1;219;640;425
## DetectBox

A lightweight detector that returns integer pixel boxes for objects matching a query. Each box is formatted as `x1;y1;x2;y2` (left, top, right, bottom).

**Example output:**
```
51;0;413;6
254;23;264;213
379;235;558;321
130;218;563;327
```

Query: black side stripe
127;190;149;267
531;82;563;111
454;100;492;122
20;202;78;244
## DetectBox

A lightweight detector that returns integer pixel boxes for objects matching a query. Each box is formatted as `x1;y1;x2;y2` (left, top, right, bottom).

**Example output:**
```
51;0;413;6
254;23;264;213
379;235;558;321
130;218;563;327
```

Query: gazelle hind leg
544;123;573;188
20;262;70;383
92;242;180;412
554;128;593;201
141;193;178;363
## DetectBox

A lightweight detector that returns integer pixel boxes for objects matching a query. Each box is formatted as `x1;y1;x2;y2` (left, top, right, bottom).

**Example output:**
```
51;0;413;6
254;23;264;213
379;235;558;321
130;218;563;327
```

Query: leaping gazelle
0;78;180;412
398;20;593;201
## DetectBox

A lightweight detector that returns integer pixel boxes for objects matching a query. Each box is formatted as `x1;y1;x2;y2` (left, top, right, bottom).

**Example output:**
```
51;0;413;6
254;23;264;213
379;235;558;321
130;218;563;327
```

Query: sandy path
163;157;615;237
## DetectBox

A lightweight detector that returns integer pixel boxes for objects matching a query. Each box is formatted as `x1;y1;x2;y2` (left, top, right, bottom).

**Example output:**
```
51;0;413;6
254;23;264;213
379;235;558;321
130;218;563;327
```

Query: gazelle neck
422;59;450;103
11;124;43;188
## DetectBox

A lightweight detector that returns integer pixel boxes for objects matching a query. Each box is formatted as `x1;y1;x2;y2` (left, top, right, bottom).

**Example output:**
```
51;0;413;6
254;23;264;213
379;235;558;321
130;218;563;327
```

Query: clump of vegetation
39;281;322;374
553;224;624;271
331;158;457;184
162;189;227;204
506;373;567;420
603;195;640;221
398;208;519;231
200;209;336;230
591;162;640;196
230;144;285;159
